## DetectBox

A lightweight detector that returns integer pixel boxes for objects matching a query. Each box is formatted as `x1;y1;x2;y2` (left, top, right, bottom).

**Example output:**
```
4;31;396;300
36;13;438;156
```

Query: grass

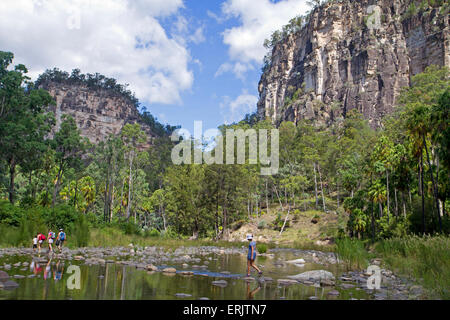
335;237;372;270
83;227;247;249
375;235;450;299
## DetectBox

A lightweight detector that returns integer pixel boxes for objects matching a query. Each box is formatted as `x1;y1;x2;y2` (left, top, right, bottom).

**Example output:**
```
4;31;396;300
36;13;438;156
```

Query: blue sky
150;0;262;133
0;0;310;134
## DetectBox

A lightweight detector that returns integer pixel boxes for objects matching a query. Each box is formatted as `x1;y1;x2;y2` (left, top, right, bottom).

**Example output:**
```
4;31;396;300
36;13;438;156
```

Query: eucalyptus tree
0;51;55;203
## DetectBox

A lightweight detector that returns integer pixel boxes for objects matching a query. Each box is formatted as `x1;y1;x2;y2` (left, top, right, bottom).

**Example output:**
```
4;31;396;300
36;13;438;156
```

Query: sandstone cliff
41;81;155;145
257;0;449;128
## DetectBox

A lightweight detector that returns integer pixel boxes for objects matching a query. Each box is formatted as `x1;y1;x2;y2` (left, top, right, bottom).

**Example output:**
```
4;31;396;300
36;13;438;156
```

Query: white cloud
0;0;194;105
215;62;254;81
218;0;309;79
190;26;206;44
220;90;258;124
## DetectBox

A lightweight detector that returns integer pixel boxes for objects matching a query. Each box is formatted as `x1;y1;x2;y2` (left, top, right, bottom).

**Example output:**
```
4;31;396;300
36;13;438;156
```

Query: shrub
121;221;142;235
257;243;267;254
42;204;79;230
161;226;178;239
145;228;160;238
257;220;267;230
71;214;90;247
0;200;25;226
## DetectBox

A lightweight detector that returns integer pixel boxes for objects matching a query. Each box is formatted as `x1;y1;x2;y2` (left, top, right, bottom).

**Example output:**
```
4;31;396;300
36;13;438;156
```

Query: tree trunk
280;198;291;235
420;152;425;234
8;158;16;204
386;170;390;216
394;188;398;217
337;180;340;209
423;135;442;232
318;163;326;212
265;179;269;214
52;163;64;208
313;162;318;208
74;178;78;209
126;152;133;221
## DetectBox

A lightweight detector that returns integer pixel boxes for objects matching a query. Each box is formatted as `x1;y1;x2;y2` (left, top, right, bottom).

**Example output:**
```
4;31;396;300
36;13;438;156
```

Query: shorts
59;240;65;246
33;244;37;249
49;239;54;244
38;240;43;245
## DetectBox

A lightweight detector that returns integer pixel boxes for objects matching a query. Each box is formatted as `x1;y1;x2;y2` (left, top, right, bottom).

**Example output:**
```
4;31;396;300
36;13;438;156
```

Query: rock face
257;0;449;128
42;82;155;144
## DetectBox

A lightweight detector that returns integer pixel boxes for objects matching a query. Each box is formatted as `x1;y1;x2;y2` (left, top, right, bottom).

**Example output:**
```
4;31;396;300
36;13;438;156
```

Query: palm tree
368;181;387;219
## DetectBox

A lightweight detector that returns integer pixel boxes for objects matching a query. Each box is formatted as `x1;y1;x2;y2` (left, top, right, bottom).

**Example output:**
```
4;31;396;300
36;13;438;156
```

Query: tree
51;114;89;207
0;51;54;203
121;123;147;221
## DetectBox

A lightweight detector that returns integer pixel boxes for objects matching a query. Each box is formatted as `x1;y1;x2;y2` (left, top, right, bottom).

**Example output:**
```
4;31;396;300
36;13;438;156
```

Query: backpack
60;232;66;241
50;232;56;239
39;234;46;241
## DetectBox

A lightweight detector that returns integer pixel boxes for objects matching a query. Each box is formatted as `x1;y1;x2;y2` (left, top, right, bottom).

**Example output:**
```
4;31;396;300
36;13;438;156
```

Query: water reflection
0;252;373;301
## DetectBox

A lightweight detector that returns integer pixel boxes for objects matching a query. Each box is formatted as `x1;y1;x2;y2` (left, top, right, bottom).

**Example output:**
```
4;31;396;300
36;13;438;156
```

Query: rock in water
286;258;306;264
212;280;228;287
175;293;192;298
3;280;19;289
162;267;176;273
287;270;335;282
0;270;9;282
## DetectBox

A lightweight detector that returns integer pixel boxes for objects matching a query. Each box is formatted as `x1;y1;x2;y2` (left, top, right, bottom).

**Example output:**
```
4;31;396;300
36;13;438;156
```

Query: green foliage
375;235;450;299
335;237;371;269
71;214;90;247
256;243;267;254
145;228;160;238
257;220;267;230
121;221;142;236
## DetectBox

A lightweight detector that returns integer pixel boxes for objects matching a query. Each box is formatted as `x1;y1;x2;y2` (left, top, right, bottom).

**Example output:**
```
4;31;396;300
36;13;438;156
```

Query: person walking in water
32;234;38;252
37;232;46;254
48;229;55;253
246;234;262;277
56;229;66;253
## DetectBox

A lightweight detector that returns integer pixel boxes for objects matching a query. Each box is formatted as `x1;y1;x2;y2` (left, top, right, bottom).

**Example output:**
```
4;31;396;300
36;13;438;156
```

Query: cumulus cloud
220;90;258;124
218;0;309;79
0;0;194;105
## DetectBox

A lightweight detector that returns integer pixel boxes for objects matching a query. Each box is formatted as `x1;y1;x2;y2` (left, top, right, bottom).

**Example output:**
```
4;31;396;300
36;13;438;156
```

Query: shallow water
0;249;375;300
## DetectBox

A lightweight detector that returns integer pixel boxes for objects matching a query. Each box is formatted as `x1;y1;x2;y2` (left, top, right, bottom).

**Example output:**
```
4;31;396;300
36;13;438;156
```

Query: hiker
37;232;46;254
56;229;66;252
48;229;56;253
32;234;38;252
246;234;262;277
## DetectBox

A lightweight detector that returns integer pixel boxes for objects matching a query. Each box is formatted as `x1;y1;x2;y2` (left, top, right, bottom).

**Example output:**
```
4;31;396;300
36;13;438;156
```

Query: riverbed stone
162;267;177;273
2;280;19;289
175;293;192;298
320;279;335;286
327;290;340;296
287;270;335;282
146;264;158;271
212;280;228;287
0;271;9;282
277;279;298;286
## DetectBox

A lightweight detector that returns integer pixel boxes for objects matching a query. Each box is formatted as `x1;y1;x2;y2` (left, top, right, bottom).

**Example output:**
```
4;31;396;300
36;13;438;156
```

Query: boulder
287;270;335;282
162;267;176;273
0;270;9;282
212;280;228;287
286;258;306;264
146;264;158;271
